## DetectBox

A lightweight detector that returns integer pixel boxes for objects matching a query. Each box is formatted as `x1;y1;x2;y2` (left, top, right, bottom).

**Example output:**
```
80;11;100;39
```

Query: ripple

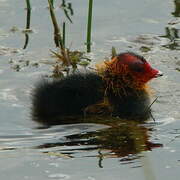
157;117;176;126
48;173;70;179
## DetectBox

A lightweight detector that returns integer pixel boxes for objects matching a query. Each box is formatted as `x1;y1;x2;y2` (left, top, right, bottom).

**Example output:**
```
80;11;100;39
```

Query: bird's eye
130;62;145;73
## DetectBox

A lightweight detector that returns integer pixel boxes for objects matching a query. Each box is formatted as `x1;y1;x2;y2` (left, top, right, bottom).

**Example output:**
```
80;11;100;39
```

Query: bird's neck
102;71;148;97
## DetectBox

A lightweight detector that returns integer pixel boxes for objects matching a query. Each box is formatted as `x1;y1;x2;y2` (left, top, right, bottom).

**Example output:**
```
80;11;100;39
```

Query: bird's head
102;52;163;90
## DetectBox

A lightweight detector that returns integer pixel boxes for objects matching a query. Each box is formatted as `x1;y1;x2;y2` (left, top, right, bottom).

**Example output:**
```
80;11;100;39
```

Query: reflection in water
172;0;180;17
161;27;180;50
161;0;180;50
35;118;162;167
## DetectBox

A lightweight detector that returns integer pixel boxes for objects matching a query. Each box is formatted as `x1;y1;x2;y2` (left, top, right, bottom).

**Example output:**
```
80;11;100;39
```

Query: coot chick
32;52;163;124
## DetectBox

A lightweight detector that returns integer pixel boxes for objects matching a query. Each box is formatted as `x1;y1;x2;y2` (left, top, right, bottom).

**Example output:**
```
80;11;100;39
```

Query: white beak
155;71;163;77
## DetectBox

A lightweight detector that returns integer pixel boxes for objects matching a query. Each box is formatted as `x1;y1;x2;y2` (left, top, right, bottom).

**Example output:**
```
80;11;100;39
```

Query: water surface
0;0;180;179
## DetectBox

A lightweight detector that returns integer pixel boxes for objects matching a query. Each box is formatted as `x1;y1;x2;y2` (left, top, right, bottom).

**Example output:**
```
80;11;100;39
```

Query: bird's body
32;52;162;124
32;73;105;119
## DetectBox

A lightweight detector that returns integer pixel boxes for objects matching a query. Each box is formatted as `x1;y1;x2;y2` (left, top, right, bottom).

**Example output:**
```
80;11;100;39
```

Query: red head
104;52;163;90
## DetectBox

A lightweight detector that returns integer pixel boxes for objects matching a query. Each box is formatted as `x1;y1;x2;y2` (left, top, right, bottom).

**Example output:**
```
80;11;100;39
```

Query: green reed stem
63;22;66;47
26;0;31;10
23;0;31;49
50;0;54;7
26;0;31;28
86;0;93;53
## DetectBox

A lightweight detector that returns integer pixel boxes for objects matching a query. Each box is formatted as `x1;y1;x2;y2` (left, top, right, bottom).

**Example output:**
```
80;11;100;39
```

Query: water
0;0;180;179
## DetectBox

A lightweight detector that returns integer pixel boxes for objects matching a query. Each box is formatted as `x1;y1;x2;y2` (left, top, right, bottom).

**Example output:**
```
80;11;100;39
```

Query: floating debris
10;26;19;32
168;19;180;25
44;151;73;158
139;46;151;52
0;46;21;56
22;28;33;33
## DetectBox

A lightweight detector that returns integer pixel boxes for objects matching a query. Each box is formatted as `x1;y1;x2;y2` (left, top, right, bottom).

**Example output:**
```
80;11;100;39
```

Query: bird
32;52;163;125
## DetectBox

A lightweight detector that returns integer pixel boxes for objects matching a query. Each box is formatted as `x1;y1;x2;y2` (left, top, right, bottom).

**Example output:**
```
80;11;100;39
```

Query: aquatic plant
86;0;93;52
61;0;73;23
23;0;32;49
51;49;91;77
48;0;64;48
60;0;74;47
48;0;92;77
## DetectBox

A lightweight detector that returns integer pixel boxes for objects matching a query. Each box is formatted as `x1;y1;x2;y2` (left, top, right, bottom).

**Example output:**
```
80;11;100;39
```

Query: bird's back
32;73;104;120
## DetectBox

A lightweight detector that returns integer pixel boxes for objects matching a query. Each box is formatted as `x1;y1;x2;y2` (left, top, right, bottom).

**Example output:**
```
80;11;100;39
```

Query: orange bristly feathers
96;57;150;96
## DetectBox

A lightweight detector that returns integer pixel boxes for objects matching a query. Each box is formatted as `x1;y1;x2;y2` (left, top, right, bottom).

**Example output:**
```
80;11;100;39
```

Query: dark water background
0;0;180;179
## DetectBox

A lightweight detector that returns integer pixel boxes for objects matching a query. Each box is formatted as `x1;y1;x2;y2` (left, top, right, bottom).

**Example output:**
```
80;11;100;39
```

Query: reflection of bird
32;52;163;124
35;120;163;161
